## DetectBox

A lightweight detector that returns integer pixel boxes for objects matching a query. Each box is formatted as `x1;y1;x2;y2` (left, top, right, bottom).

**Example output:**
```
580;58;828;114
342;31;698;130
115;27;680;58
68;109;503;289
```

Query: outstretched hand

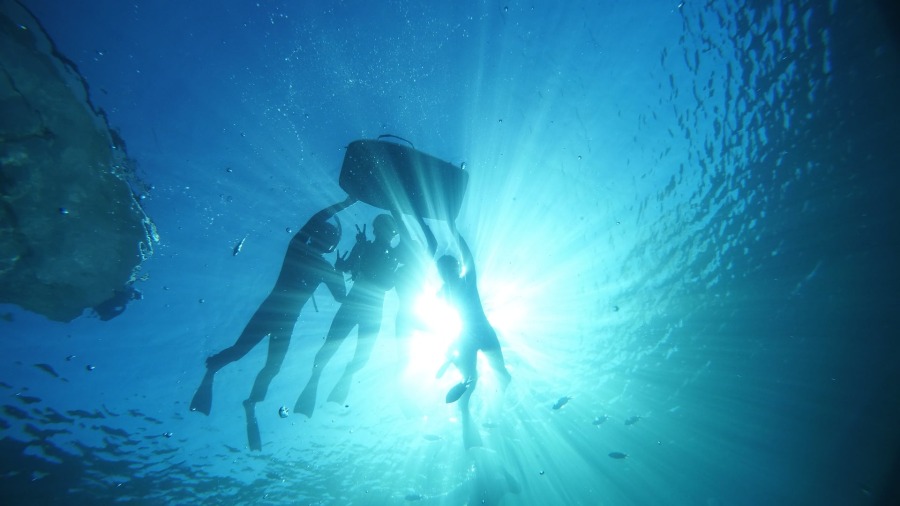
334;249;350;271
355;224;367;243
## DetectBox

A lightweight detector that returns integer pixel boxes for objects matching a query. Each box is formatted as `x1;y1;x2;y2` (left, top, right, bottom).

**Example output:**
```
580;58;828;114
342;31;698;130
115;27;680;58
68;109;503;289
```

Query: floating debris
608;452;628;459
552;396;572;410
592;415;609;426
624;416;641;426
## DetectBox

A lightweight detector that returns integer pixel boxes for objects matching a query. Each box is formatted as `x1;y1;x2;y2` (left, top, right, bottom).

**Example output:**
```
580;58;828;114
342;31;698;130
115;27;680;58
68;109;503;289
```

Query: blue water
3;0;899;504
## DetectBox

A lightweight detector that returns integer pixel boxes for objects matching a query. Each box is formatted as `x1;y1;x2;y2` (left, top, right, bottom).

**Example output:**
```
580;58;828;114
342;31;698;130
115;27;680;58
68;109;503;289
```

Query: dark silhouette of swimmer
294;213;400;417
436;223;511;449
189;196;356;450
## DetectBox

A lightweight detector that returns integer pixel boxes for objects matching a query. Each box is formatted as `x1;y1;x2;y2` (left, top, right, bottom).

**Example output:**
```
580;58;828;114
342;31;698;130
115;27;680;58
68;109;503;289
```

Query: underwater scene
1;0;899;504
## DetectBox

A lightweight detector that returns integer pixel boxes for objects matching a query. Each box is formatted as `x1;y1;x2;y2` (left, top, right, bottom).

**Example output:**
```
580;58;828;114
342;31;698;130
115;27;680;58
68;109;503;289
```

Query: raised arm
417;216;438;257
448;221;475;279
457;232;475;275
299;195;357;243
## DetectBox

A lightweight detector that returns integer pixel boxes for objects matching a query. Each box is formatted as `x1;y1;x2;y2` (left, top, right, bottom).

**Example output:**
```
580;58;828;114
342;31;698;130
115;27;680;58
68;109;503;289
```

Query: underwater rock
0;1;156;322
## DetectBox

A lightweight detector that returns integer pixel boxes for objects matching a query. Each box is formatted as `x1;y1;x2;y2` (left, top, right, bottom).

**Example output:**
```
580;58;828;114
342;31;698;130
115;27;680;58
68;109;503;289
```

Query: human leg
328;312;382;404
190;312;270;415
480;327;511;389
295;305;356;416
246;329;292;404
206;311;271;372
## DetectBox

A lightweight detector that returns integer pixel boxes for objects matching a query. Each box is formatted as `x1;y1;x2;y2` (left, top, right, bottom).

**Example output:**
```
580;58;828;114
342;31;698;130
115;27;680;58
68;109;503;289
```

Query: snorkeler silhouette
294;213;400;417
189;196;356;450
437;223;512;449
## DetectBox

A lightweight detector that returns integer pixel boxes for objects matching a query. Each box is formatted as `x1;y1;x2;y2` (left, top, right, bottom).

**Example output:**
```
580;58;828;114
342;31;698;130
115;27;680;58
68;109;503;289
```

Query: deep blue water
2;0;899;505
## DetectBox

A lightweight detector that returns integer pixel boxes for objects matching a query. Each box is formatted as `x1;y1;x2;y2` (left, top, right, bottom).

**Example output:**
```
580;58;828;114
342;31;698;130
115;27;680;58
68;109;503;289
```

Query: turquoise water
2;1;899;504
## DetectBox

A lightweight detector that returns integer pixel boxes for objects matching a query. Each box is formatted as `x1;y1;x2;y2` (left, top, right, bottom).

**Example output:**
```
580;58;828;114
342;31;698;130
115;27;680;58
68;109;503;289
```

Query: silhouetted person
437;224;511;448
294;213;400;417
190;196;356;450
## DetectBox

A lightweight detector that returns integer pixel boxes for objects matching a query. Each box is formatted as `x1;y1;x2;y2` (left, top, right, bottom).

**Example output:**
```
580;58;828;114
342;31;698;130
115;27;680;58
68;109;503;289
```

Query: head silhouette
372;214;398;241
437;254;461;283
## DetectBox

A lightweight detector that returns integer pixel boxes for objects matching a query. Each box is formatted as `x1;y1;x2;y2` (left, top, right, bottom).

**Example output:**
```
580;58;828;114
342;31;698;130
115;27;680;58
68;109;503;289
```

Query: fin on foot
327;374;351;405
189;371;215;415
243;400;262;451
295;384;317;418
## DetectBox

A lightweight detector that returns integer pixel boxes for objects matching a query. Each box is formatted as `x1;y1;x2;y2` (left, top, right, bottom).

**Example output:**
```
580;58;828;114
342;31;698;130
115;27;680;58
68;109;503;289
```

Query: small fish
608;452;628;459
1;312;13;322
552;396;572;410
233;235;247;256
445;379;472;403
592;415;609;426
278;406;290;418
624;416;641;426
34;363;59;378
405;492;423;501
422;434;442;442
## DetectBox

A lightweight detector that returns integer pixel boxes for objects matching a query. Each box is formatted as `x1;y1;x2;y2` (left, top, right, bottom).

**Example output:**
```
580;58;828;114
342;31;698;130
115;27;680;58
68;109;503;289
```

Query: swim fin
243;400;262;452
189;370;214;415
295;381;318;418
327;373;351;405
